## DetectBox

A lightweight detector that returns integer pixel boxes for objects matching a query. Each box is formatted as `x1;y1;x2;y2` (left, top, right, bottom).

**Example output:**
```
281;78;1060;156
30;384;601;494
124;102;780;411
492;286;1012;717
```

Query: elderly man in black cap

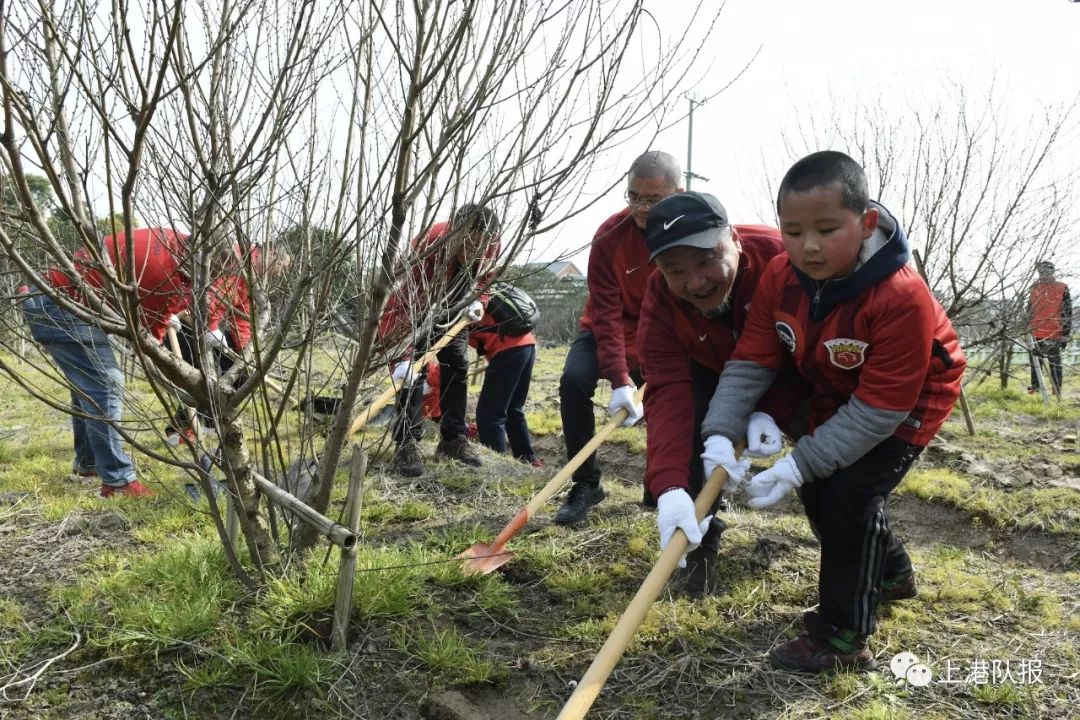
637;191;805;595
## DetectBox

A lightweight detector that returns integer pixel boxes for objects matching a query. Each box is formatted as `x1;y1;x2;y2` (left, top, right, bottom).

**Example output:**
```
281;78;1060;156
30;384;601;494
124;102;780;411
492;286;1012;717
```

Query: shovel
557;451;739;720
348;315;471;436
458;385;646;575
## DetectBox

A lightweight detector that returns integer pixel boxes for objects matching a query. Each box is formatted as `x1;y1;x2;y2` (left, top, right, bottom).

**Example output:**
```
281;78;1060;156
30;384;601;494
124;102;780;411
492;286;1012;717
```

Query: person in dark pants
695;151;966;672
555;150;684;525
471;319;540;465
379;203;502;477
638;191;798;596
1027;260;1071;396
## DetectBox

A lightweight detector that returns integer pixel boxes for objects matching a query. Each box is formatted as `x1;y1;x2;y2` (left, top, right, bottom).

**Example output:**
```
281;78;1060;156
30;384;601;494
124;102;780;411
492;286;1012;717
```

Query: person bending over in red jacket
555;150;684;526
378;203;501;478
639;191;806;596
671;151;965;673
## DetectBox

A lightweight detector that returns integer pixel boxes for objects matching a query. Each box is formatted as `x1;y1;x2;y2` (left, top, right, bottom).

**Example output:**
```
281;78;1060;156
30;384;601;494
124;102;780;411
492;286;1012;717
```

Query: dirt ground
1;393;1078;719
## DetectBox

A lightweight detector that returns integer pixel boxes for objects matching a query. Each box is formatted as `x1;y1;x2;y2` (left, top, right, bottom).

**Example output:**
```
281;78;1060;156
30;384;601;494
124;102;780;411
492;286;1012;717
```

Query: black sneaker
392;439;425;477
435;436;482;467
881;571;918;602
680;546;719;598
554;483;605;525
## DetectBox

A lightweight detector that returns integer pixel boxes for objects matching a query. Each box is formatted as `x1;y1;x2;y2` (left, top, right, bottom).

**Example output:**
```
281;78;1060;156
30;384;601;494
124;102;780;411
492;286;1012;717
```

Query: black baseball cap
645;191;729;261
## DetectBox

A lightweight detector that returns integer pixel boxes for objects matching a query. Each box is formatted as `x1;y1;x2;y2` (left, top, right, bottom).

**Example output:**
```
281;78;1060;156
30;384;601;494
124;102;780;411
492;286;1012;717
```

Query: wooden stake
332;447;366;651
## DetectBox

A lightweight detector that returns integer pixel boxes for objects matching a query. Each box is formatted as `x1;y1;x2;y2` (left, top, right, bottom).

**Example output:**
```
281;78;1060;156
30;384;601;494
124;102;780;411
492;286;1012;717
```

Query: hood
792;201;910;321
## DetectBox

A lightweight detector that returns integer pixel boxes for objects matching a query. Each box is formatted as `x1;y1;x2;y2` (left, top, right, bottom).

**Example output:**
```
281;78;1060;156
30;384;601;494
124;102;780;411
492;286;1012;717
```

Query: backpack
483;282;539;337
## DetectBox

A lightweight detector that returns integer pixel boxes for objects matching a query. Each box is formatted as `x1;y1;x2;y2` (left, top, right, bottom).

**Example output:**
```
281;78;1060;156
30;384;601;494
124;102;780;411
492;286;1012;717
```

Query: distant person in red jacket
164;244;288;445
681;151;965;673
378;203;501;478
555;151;684;525
639;191;804;596
1027;260;1072;396
470;304;541;467
22;227;198;498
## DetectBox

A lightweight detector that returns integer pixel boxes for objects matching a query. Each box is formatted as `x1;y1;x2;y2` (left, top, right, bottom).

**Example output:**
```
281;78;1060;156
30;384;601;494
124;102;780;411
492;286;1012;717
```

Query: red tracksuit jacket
578;208;653;387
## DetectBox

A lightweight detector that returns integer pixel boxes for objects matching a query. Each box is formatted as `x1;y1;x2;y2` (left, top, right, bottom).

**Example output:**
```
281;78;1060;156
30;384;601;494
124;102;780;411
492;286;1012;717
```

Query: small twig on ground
0;627;80;701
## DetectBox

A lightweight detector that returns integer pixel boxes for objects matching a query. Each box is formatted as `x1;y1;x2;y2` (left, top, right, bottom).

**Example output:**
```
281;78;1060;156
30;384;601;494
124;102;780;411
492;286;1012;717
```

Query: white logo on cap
663;215;685;231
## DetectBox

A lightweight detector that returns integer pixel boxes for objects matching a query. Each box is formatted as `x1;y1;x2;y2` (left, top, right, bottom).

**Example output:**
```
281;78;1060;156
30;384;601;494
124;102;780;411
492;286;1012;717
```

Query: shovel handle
523;384;646;519
556;446;741;720
348;316;471;436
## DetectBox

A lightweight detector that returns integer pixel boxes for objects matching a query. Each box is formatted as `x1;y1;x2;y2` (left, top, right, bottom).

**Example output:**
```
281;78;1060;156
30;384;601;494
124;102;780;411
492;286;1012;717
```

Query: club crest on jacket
775;321;797;353
824;338;869;369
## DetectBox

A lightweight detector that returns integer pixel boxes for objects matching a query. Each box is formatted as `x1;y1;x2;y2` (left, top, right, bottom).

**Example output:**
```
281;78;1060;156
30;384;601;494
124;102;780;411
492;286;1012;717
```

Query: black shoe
436;436;482;467
554;483;605;525
392;440;425;477
680;546;719;598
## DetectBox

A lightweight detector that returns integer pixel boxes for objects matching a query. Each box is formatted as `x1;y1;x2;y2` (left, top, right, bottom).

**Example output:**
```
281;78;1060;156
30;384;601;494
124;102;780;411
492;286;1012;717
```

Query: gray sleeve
700;360;776;442
790;395;908;481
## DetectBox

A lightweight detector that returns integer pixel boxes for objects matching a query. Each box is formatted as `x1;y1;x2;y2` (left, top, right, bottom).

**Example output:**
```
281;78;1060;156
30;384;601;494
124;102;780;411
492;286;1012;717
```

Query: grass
1;348;1079;719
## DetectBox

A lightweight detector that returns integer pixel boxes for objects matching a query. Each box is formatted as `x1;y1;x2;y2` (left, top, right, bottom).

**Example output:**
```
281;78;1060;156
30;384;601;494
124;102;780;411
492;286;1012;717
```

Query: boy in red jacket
555;150;683;525
679;151;965;672
470;305;540;466
639;191;803;596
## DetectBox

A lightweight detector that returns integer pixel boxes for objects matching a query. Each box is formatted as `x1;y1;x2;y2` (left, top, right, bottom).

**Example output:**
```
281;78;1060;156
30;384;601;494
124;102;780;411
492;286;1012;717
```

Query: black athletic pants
476;344;536;459
1030;339;1065;394
798;436;922;638
558;330;642;487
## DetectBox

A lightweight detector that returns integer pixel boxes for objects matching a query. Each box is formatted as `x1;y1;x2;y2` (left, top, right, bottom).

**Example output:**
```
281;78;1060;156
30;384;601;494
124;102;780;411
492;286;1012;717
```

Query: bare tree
0;0;731;576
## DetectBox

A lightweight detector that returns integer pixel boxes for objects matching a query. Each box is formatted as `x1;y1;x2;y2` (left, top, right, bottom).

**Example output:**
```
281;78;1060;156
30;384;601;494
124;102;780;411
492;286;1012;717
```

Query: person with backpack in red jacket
1027;260;1072;396
673;151;965;673
469;285;541;467
555;150;684;525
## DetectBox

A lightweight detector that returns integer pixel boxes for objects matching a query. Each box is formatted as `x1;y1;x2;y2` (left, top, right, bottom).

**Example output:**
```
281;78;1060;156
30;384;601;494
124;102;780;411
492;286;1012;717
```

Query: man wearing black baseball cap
638;191;805;595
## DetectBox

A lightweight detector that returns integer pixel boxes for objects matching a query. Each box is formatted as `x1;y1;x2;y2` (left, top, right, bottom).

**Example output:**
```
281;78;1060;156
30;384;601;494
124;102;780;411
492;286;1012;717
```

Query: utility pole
685;96;709;189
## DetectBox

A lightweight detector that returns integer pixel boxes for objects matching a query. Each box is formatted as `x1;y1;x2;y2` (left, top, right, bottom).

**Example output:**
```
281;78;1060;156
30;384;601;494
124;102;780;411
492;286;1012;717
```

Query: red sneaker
99;480;155;499
466;422;479;439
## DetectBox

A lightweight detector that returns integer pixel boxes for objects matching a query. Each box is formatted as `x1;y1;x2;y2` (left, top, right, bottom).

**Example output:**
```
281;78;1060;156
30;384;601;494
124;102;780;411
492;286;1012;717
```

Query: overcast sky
534;0;1080;272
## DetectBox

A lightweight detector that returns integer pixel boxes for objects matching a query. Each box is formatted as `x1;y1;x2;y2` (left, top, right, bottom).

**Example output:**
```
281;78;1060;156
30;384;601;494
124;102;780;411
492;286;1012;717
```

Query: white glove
745;454;805;509
608;384;644;427
204;328;227;349
421;381;434;396
656;488;712;568
745;411;783;458
391;360;418;386
701;435;751;495
167;314;182;331
466;300;484;323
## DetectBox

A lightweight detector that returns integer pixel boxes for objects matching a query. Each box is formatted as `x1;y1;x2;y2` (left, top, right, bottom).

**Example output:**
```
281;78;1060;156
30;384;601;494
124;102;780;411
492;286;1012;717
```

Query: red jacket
47;227;199;340
579;209;653;387
732;255;965;446
378;221;500;351
639;226;805;497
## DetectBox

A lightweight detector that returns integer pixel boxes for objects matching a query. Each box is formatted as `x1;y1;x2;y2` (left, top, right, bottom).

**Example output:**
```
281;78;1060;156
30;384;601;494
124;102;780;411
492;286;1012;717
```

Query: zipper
812;281;823;318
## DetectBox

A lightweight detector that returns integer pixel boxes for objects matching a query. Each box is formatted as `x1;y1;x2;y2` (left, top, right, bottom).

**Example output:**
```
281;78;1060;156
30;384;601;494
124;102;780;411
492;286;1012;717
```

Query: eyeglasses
624;189;670;209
